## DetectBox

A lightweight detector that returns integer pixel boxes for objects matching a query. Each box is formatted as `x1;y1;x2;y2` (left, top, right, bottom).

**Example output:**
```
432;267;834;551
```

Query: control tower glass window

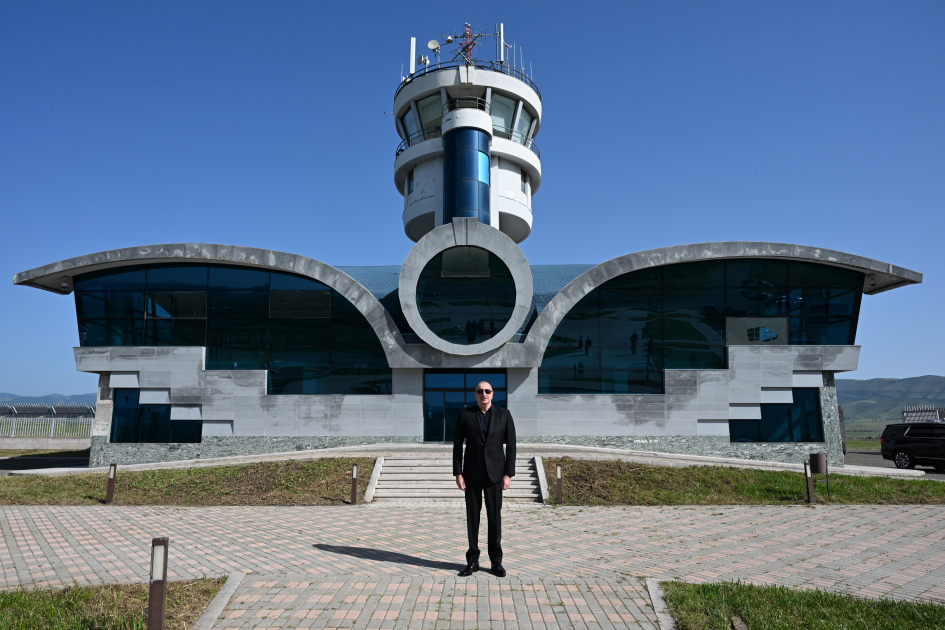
515;107;533;139
491;94;516;139
416;93;443;139
443;128;491;226
417;246;514;345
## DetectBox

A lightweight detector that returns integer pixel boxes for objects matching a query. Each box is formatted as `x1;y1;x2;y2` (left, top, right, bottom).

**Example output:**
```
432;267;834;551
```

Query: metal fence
0;417;93;438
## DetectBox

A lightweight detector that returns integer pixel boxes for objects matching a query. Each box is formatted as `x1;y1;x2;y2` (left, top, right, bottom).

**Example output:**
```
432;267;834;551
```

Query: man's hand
456;474;466;491
501;475;512;491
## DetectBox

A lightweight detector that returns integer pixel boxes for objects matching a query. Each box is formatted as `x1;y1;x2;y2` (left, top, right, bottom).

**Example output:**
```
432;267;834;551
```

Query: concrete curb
645;578;678;630
193;571;246;630
533;456;549;502
364;457;384;503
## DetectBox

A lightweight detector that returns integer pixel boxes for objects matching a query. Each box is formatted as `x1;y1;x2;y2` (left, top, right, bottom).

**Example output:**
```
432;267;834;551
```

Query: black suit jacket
453;405;517;485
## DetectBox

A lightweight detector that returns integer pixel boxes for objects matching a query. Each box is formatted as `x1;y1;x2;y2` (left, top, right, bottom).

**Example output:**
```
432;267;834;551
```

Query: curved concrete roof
14;240;922;369
522;241;923;358
12;243;415;367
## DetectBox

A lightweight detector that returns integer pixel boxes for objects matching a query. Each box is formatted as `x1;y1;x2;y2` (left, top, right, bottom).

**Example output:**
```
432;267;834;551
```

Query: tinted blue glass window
539;260;864;394
426;373;465;388
74;269;146;292
443;128;490;226
416;247;515;345
209;267;270;290
730;388;823;442
110;388;201;444
270;272;330;291
146;265;208;291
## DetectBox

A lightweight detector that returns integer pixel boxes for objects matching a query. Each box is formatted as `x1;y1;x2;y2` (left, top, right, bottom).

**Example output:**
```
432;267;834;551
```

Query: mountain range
837;375;945;421
0;392;98;405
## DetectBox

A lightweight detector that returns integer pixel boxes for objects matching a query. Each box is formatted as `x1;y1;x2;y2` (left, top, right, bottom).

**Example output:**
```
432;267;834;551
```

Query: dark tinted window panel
145;319;206;346
663;345;724;370
208;291;269;318
538;369;601;394
540;346;600;370
268;370;330;395
74;268;146;292
331;348;389;369
269;272;330;291
146;292;207;319
725;286;792;318
206;318;268;348
270;291;330;318
729;420;760;442
76;290;145;320
268;349;331;371
751;388;823;442
110;389;141;443
171;420;202;443
208;267;270;290
425;373;465;389
663;260;725;288
330;368;392;395
268;319;330;349
206;348;267;370
607;267;661;289
789;287;858;317
790;262;863;289
79;318;144;347
466;373;506;389
790;317;855;345
146;265;208;291
727;259;789;288
137;405;173;443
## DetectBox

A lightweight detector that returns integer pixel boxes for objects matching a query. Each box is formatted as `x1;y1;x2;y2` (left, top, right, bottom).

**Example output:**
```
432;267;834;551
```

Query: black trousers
464;480;502;564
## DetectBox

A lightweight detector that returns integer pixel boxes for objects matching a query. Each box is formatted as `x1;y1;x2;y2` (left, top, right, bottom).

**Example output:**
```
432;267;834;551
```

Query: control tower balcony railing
443;97;490;115
394;60;541;100
395;123;539;158
493;127;540;158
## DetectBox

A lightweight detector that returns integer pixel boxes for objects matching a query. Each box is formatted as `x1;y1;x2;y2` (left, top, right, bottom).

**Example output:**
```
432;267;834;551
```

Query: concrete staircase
370;457;543;502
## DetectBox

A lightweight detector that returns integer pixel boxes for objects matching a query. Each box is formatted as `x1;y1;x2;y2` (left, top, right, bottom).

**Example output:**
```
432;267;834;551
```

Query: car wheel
894;450;915;469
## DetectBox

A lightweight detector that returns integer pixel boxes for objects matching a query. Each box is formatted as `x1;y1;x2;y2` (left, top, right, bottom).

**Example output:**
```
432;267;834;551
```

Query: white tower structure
394;24;541;243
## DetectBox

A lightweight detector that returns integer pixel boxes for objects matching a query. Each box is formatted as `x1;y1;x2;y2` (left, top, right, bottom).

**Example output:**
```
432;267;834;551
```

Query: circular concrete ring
399;218;533;356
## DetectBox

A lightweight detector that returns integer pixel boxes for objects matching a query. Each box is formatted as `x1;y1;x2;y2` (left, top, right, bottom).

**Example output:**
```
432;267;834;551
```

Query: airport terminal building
13;28;922;467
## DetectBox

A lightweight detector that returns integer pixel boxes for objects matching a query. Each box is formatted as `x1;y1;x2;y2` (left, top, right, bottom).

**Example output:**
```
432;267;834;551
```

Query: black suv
881;423;945;470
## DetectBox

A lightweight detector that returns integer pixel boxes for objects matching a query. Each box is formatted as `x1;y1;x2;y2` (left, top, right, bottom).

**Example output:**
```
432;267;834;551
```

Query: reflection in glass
730;388;823;442
110;388;201;444
539;260;864;395
417;247;515;345
443;128;490;225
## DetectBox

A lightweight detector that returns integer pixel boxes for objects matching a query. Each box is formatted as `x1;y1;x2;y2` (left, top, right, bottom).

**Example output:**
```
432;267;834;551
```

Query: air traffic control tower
394;24;541;243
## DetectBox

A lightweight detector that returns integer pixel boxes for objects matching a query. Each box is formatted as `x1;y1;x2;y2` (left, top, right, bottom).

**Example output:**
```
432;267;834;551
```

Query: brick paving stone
2;504;945;627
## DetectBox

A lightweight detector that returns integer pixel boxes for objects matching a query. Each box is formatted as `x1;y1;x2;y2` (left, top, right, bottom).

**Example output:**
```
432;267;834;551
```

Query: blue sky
2;2;942;395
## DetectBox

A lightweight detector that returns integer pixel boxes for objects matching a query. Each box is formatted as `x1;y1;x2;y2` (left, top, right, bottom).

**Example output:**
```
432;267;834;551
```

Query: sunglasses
475;389;493;395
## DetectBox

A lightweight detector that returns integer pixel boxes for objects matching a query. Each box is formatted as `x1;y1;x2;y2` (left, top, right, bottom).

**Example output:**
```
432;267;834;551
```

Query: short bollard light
105;463;117;504
148;537;169;630
351;464;358;505
804;461;816;504
810;452;831;499
555;464;563;505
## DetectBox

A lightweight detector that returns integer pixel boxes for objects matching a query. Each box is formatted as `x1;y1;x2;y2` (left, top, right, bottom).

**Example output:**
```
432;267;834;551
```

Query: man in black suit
453;380;517;578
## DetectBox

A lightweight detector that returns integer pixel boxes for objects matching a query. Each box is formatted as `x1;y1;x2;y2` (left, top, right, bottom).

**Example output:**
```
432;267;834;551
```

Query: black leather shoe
491;562;506;577
458;561;479;577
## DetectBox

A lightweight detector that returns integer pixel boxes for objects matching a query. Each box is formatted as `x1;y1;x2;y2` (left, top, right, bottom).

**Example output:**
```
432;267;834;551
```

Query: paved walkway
2;503;945;628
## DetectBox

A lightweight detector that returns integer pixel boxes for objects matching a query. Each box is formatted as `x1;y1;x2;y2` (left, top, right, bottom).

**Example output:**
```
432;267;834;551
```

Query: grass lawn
0;449;91;458
0;577;224;630
0;458;374;506
543;457;945;506
661;580;945;630
846;439;881;450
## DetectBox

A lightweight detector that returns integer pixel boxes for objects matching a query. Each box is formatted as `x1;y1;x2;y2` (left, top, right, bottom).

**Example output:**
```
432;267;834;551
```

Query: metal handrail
396;126;442;157
492;126;540;158
0;417;93;438
444;97;490;115
395;60;541;101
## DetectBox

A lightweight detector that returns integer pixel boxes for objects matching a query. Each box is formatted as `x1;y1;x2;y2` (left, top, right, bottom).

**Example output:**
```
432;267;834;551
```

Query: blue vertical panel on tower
443;128;490;226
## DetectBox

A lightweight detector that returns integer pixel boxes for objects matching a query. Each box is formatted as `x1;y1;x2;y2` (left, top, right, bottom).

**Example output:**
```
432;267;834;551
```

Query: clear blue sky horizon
2;2;942;396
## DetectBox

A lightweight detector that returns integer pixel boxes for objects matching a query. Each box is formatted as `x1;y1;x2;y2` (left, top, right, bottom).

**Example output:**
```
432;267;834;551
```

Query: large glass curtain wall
417;247;515;345
443;128;490;226
73;264;392;395
538;260;863;395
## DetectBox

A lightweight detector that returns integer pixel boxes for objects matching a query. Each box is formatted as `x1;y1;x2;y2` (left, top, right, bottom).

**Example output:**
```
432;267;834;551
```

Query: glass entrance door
422;371;507;443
